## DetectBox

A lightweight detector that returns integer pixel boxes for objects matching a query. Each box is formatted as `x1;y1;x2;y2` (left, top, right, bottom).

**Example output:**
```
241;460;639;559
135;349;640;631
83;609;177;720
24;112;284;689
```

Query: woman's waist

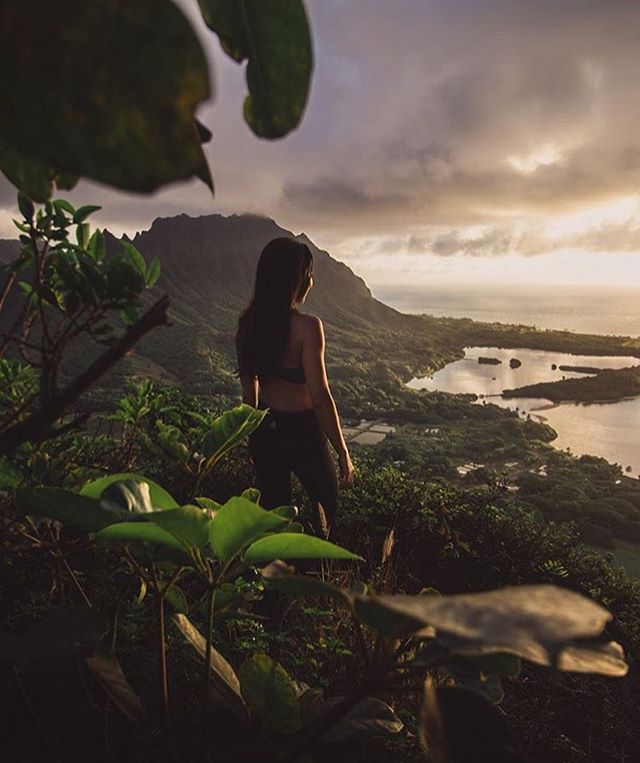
258;400;315;419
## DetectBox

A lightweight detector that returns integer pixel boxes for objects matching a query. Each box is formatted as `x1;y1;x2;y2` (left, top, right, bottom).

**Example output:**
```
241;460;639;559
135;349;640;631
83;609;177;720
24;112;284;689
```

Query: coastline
502;365;640;404
402;314;640;385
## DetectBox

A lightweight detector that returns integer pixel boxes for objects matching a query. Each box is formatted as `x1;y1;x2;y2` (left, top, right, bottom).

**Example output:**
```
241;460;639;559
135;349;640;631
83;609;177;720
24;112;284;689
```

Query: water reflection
408;347;640;476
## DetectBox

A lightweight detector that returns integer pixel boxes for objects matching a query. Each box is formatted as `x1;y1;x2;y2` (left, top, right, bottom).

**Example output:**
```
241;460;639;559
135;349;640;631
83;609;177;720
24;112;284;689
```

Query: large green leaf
173;613;246;717
244;533;361;563
0;141;54;202
0;0;211;197
95;522;183;550
164;585;189;615
238;653;301;734
16;487;124;533
195;496;222;513
269;504;298;521
198;0;312;138
210;496;287;563
148;506;211;550
146;256;161;287
363;585;618;670
241;487;261;504
80;473;179;509
202;405;267;469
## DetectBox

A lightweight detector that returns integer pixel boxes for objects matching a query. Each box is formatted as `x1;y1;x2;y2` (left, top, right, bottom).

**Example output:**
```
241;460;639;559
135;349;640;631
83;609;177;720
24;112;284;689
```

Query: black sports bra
266;366;306;384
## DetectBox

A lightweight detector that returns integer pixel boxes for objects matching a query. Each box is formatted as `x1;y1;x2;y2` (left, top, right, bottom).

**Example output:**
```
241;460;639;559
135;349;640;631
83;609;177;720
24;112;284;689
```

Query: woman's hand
338;448;355;488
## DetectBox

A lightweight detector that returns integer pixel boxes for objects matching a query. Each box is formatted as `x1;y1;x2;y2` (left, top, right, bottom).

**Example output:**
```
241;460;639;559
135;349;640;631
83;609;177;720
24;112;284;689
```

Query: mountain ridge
3;212;640;399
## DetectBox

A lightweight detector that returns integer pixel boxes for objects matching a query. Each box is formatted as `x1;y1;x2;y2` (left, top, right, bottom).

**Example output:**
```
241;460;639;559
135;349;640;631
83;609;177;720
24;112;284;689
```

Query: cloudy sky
2;0;640;288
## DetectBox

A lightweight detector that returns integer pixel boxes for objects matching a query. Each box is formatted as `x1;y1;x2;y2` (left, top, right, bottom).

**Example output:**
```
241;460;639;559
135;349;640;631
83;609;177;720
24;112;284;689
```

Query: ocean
407;346;640;476
381;282;640;476
373;283;640;338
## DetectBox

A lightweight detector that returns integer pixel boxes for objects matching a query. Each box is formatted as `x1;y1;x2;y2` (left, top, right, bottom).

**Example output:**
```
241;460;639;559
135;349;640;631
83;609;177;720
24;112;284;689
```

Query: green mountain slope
3;212;640;401
122;213;464;394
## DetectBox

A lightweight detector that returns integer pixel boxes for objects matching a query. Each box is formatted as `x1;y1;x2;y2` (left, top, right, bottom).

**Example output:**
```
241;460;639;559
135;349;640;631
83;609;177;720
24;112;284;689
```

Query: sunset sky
1;0;640;288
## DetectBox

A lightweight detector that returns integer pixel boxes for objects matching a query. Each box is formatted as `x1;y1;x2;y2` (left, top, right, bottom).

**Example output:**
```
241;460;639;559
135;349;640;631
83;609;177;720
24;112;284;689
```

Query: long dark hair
237;237;313;376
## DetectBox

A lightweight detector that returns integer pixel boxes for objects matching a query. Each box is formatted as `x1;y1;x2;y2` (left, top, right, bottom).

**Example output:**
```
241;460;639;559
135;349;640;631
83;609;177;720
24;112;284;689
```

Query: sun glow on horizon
546;195;640;239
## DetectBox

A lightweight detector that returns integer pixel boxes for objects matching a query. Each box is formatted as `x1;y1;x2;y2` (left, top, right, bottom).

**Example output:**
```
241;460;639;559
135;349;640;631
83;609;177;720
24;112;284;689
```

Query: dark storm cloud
1;0;639;258
280;178;407;215
276;0;640;241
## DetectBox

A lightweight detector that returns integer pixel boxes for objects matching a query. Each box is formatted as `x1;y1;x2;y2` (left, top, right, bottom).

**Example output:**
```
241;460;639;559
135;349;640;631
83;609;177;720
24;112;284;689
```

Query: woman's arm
302;316;354;486
235;334;259;407
240;374;258;407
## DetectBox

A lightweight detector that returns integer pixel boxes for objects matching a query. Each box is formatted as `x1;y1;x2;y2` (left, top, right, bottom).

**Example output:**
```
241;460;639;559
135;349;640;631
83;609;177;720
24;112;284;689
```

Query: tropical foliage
1;3;638;761
0;0;313;200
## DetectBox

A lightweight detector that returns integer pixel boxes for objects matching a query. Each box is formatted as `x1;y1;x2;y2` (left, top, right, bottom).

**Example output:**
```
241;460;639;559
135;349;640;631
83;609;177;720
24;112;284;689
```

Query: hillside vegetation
2;209;640;763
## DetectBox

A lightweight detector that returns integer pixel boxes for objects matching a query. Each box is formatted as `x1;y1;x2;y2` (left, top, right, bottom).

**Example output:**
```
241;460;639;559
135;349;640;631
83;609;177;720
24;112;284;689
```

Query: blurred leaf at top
198;0;313;138
0;0;212;200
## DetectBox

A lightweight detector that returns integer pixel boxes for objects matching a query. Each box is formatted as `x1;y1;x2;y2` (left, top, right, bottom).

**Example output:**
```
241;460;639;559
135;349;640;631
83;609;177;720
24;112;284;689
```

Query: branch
0;295;170;456
0;270;16;313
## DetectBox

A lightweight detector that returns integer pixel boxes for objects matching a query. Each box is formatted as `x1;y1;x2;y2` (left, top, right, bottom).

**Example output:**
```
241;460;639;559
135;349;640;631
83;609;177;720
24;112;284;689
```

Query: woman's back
237;236;354;534
258;311;314;412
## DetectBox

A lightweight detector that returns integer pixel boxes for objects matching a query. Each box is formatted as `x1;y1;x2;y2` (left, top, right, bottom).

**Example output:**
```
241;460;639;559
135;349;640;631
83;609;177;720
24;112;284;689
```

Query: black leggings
248;407;338;535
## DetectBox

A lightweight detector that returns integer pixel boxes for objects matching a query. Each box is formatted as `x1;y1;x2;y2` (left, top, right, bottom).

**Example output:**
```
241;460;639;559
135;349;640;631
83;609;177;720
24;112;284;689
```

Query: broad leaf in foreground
210;496;286;563
363;585;621;671
16;487;124;532
149;506;211;550
0;0;211;196
245;533;361;563
173;614;246;717
95;522;183;550
202;404;267;470
198;0;312;138
85;647;145;721
239;653;301;734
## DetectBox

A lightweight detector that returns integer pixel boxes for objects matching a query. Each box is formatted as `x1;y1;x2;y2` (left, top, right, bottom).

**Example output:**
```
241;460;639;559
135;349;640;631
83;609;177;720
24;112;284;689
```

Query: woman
236;237;354;536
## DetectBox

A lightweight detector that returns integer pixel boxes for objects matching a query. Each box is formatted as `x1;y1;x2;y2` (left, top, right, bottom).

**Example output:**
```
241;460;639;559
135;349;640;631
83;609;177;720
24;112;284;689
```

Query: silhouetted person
236;238;354;536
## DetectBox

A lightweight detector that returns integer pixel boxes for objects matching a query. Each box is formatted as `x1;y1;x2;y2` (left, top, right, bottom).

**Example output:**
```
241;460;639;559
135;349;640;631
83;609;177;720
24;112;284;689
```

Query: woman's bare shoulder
292;312;323;336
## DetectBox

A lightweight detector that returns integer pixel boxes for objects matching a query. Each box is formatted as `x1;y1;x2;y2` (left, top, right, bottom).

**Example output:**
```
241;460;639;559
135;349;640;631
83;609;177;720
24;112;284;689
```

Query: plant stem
201;585;216;747
158;594;170;722
60;553;92;608
0;294;170;456
150;565;171;742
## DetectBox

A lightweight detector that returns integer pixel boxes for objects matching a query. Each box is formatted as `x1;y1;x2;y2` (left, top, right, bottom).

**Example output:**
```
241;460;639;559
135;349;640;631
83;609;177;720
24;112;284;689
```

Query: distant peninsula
557;364;602;374
503;365;640;403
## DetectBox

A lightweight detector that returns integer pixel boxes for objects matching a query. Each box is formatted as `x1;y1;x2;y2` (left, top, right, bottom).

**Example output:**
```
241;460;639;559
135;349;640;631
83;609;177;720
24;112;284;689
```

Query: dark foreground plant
8;442;628;762
0;195;167;455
